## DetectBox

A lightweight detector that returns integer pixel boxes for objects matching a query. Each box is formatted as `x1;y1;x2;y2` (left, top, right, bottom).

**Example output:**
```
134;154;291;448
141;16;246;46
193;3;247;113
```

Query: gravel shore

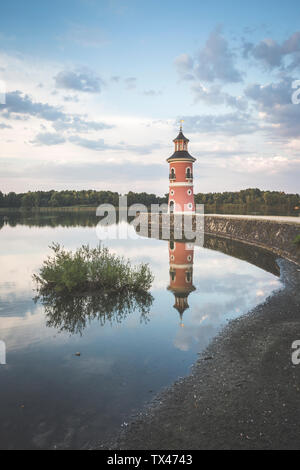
105;258;300;450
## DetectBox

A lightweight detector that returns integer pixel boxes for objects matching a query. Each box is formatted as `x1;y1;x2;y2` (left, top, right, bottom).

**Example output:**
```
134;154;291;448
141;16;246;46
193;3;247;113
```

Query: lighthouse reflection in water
168;240;196;331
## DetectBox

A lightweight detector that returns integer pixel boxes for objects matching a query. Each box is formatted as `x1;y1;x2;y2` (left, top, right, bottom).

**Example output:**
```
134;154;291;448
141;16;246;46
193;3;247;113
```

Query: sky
0;0;300;195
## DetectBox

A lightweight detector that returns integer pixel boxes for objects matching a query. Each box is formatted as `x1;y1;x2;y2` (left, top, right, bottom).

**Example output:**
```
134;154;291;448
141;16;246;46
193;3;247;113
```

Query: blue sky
0;0;300;194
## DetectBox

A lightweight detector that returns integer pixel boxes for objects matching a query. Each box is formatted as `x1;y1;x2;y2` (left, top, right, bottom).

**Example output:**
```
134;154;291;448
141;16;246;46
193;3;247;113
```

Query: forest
0;188;299;211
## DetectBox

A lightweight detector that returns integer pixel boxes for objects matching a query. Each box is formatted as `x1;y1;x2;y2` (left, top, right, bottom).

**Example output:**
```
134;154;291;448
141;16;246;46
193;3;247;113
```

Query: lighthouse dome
167;125;196;163
173;130;189;143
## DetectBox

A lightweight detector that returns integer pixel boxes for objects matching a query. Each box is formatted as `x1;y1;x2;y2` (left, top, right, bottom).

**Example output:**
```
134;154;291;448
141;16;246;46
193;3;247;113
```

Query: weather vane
179;119;184;131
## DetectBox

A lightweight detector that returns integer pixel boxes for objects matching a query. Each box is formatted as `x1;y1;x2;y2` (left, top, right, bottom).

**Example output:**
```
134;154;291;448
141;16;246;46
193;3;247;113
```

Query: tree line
0;188;299;209
194;188;300;207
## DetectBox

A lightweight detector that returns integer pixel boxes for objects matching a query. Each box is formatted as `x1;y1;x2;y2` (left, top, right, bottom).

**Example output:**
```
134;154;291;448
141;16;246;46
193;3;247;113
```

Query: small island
33;243;154;295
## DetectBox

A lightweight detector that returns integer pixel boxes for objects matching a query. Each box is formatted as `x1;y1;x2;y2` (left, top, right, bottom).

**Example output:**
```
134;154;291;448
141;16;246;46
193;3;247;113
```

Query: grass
293;234;300;246
33;243;154;295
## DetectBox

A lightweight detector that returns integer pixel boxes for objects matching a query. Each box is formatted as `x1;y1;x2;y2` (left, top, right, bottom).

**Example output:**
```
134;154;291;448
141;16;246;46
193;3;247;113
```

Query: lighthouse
167;240;196;326
167;122;196;214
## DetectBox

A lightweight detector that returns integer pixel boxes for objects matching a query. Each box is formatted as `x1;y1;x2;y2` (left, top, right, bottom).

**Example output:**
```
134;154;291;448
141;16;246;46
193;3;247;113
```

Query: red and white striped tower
167;122;196;214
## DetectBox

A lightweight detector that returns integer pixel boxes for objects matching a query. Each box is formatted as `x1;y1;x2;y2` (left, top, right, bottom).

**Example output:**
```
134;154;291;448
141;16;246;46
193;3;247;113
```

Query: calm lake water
0;213;281;449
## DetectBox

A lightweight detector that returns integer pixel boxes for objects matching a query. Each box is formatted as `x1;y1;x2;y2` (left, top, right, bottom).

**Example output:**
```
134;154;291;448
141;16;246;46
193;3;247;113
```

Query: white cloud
30;132;66;146
245;31;300;70
175;27;243;84
54;69;104;93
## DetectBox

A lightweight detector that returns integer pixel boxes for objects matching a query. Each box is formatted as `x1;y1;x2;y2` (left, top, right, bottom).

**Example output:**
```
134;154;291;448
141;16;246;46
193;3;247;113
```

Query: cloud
196;27;243;82
143;89;162;96
117;141;162;154
69;135;161;154
245;78;292;108
245;77;300;138
175;27;243;84
69;135;107;151
30;132;66;146
54;70;103;93
0;91;67;121
178;112;258;135
174;53;195;81
124;77;137;90
249;38;282;68
175;29;246;107
0;158;165;183
191;83;248;110
53;117;114;133
0;90;114;134
244;31;300;70
228;154;300;176
0;122;12;129
63;95;79;103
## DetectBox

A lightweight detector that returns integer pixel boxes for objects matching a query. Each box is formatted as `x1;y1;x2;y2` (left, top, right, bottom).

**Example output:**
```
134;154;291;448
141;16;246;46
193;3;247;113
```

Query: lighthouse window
170;255;175;262
170;270;176;282
170;168;176;179
188;203;193;210
170;241;175;251
186;167;191;178
187;255;192;262
170;190;175;196
187;189;192;196
186;271;192;283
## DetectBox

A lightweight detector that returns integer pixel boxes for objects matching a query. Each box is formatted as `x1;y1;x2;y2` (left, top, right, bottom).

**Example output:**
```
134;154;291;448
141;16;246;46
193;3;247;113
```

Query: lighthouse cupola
173;125;189;152
167;122;196;214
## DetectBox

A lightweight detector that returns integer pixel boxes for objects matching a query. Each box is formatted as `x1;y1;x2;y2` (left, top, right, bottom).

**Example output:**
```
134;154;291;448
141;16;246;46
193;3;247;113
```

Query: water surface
0;213;281;449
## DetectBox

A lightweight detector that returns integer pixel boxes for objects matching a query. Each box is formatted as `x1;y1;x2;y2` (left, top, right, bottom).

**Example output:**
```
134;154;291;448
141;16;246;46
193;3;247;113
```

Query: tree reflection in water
35;289;153;336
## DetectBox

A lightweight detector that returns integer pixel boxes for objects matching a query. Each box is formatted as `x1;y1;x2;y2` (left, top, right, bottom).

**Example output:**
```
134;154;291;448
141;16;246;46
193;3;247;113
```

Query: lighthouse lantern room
167;122;196;214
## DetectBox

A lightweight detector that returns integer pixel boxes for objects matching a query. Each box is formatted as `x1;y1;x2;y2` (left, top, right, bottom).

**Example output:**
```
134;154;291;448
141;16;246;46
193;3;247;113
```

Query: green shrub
293;234;300;246
33;243;154;294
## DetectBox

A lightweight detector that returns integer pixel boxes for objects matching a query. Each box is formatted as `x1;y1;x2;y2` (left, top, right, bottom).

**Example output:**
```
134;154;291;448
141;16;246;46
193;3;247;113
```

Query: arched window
186;167;192;178
169;201;175;213
186;271;192;283
170;168;176;180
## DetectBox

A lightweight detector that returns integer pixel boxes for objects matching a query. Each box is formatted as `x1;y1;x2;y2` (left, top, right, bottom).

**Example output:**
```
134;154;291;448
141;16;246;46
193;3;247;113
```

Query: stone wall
204;216;300;265
137;213;300;265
